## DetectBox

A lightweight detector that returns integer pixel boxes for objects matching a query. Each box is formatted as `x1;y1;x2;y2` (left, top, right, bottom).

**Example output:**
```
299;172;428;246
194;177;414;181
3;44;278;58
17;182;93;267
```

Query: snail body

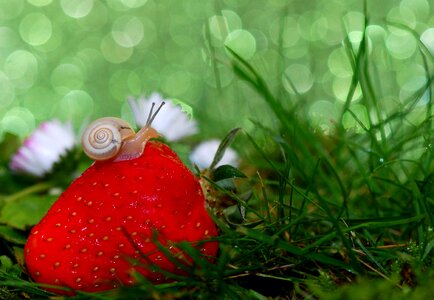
112;125;159;162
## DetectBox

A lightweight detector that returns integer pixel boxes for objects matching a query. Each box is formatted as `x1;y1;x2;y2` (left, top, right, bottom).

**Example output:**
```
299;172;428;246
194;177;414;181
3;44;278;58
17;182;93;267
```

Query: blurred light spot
0;1;24;20
399;87;429;107
142;66;160;88
4;50;38;79
257;49;282;82
33;25;62;52
204;65;234;88
332;76;362;102
209;15;229;40
283;64;314;94
170;31;192;47
181;1;212;20
343;11;365;33
320;3;345;46
112;16;144;47
281;42;308;59
298;11;328;42
208;10;241;41
121;0;148;8
401;143;425;164
400;0;430;21
396;64;427;92
57;90;94;123
308;100;337;134
328;48;352;78
76;0;108;31
386;30;416;60
403;105;427;126
0;27;19;48
3;50;38;89
76;48;104;73
342;104;370;133
168;16;193;47
61;0;93;19
347;31;364;51
19;13;52;46
224;29;256;60
106;0;130;11
366;25;387;44
22;86;56;119
127;71;142;95
133;17;156;48
51;64;84;94
100;34;133;63
421;28;434;55
109;69;134;100
400;77;427;94
162;69;192;97
1;107;35;138
221;10;242;32
371;113;392;141
0;71;15;108
28;0;52;7
269;16;299;47
120;101;135;127
250;30;268;52
387;6;416;30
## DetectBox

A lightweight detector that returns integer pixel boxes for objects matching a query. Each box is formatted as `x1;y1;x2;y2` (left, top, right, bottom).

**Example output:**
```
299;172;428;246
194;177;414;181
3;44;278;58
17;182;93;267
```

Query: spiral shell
81;117;135;161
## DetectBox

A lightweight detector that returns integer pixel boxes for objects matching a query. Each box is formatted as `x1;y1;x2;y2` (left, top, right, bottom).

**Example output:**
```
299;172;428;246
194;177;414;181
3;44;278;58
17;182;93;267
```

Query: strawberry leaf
0;225;27;245
0;254;22;280
0;195;57;230
212;164;246;182
215;178;237;191
171;98;194;119
223;204;246;226
209;128;241;170
0;133;20;165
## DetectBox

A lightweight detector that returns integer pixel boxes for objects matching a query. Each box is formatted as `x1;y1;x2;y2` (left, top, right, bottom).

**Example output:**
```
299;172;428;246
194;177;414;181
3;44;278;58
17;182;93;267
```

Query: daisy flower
128;93;198;141
189;139;239;170
9;120;76;177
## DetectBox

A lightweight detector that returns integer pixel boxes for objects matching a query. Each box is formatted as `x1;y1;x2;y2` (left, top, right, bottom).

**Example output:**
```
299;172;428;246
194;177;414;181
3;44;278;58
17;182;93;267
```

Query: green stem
2;182;53;204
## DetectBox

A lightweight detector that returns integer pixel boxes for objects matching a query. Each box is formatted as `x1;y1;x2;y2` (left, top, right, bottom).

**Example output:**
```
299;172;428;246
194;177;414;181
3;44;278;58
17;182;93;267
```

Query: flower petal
9;120;76;177
190;139;239;170
128;93;198;141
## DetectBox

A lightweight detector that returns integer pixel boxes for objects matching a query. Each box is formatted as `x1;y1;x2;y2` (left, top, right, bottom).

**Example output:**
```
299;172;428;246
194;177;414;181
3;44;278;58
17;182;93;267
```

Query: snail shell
81;117;135;161
82;102;164;162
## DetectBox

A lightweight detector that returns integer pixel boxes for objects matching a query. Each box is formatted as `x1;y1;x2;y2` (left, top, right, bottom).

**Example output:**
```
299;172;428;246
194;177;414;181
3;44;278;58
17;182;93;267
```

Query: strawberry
24;118;219;294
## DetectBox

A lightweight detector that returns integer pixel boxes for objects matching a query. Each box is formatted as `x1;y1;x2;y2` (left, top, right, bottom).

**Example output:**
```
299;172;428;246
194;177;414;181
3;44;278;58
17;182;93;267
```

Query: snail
81;102;164;162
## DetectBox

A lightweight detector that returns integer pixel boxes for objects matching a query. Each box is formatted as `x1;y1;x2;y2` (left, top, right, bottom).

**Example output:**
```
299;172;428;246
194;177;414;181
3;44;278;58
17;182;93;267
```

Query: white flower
189;139;239;170
128;93;198;141
9;120;76;177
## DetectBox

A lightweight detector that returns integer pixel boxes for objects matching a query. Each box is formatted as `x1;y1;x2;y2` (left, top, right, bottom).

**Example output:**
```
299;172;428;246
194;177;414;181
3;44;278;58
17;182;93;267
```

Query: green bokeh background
0;0;433;141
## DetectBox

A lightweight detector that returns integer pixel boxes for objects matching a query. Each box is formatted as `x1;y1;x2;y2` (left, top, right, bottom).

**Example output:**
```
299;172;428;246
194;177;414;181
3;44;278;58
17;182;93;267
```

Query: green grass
1;8;434;300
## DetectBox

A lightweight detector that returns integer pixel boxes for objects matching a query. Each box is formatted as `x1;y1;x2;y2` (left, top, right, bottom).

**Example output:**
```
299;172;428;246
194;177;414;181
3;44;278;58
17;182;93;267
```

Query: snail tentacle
113;101;165;162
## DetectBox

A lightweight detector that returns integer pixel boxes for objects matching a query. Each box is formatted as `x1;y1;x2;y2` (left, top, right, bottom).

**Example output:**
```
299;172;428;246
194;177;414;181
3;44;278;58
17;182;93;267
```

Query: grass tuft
1;8;434;300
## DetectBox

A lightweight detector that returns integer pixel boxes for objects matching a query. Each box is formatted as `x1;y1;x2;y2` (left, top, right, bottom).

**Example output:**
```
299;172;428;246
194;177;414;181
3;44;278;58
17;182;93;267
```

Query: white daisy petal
9;120;76;177
189;139;239;170
128;93;198;141
127;97;146;127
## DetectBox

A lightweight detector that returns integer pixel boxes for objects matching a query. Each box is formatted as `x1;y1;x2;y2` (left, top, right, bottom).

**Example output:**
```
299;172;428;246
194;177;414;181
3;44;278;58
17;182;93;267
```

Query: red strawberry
24;134;218;294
